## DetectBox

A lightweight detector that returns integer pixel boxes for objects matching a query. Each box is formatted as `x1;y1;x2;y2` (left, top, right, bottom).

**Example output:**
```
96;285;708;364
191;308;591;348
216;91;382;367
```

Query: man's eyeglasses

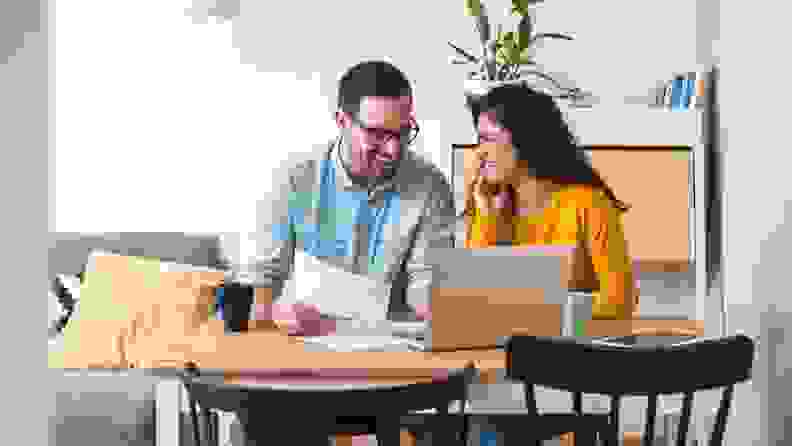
349;115;420;146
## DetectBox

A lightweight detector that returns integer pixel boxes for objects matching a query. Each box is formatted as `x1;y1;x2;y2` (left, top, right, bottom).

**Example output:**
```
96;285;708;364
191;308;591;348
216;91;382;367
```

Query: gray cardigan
223;139;456;319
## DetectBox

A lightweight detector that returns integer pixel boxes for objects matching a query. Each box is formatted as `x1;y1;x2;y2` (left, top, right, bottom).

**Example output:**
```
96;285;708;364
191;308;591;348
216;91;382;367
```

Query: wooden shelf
635;259;691;274
559;104;703;147
586;318;704;338
586;144;692;151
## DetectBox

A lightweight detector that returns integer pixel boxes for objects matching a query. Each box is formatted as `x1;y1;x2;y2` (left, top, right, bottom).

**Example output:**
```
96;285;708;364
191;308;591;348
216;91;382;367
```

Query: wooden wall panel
452;145;693;272
587;147;692;272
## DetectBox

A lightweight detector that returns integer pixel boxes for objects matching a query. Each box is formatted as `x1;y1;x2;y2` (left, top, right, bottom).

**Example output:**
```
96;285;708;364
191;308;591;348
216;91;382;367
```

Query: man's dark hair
337;60;412;117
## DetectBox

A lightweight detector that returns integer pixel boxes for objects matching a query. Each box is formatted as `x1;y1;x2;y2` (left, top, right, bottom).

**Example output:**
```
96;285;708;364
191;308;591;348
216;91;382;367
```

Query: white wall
716;0;792;443
54;0;337;233
2;1;51;445
54;0;703;233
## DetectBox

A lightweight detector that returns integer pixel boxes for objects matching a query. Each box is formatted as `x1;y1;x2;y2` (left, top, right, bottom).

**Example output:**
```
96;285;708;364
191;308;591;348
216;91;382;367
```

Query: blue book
685;72;697;109
680;78;690;109
215;287;225;320
670;76;685;110
480;431;498;446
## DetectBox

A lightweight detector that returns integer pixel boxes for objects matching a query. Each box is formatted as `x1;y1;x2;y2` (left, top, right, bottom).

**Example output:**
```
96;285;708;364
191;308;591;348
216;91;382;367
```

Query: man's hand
252;302;336;336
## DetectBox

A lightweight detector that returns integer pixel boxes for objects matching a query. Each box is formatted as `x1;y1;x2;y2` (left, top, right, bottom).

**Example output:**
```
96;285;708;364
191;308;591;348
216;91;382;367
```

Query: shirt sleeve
585;189;636;320
401;175;457;315
464;210;502;248
219;165;297;299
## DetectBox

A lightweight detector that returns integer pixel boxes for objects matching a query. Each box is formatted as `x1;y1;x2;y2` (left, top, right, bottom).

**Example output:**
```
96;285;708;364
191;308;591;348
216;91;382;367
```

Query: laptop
423;246;586;352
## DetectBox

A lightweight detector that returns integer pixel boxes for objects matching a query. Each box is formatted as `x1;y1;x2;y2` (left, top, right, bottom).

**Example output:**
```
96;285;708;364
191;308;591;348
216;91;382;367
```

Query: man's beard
339;137;401;187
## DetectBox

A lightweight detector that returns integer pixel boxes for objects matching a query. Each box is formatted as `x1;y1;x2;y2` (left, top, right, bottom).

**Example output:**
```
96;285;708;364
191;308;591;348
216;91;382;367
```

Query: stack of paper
297;335;425;352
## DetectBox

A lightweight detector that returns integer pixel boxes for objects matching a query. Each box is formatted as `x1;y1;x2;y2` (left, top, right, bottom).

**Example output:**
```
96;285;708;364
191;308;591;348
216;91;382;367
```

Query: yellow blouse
465;184;636;320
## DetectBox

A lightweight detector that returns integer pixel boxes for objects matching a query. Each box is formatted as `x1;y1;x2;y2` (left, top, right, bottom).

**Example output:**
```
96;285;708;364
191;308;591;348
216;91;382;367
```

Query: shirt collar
331;136;403;196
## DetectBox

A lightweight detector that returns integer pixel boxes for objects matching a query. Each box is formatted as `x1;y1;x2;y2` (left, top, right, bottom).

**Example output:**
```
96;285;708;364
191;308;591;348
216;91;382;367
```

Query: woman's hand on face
469;174;512;216
413;304;431;321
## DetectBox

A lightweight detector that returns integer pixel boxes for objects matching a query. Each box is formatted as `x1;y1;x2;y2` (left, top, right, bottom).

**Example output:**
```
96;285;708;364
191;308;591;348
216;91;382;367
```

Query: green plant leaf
529;32;574;46
448;41;479;63
494;43;508;66
512;0;544;15
507;42;522;65
519;70;565;90
464;0;482;17
494;32;521;66
493;25;502;45
511;0;530;16
495;32;510;53
517;53;536;65
484;53;497;80
517;15;533;51
495;47;509;67
475;2;491;44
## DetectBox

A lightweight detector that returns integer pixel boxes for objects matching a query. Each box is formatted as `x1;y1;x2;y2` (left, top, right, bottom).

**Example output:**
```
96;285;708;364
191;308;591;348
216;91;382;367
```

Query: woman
463;83;637;320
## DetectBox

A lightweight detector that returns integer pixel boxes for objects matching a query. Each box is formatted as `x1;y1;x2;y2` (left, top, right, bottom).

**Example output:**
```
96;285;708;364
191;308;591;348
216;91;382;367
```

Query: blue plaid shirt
225;138;455;317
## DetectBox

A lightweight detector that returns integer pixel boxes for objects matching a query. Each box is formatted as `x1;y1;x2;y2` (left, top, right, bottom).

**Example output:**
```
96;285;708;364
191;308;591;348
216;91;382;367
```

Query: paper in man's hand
279;249;391;322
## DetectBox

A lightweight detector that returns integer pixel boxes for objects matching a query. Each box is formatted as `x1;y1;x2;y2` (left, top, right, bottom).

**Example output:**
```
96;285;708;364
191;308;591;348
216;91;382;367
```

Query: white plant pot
464;78;519;98
463;78;530;100
463;78;493;97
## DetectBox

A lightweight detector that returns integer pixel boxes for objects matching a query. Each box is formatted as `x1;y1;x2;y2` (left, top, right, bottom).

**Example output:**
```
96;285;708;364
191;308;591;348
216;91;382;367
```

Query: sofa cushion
50;369;159;446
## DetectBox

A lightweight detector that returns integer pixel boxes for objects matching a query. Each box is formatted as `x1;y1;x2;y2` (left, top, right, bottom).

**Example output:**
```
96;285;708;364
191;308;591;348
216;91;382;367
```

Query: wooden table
135;319;704;446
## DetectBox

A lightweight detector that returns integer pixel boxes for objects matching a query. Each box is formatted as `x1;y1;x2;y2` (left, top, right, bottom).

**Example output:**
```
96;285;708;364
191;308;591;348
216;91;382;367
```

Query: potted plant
450;0;592;104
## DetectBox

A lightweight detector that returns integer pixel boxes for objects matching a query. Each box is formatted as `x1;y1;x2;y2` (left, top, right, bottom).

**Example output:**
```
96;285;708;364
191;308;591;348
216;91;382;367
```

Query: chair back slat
506;335;755;446
181;362;478;446
573;392;583;414
709;384;735;446
188;393;201;446
676;392;694;446
524;384;538;416
507;335;754;395
608;395;621;446
643;393;658;446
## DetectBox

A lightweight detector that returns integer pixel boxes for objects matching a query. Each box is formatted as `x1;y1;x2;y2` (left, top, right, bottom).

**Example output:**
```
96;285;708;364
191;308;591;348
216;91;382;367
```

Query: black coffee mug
220;282;254;333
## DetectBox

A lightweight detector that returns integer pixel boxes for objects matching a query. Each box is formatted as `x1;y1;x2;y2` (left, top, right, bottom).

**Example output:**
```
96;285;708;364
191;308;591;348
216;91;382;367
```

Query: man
230;60;455;327
228;60;456;445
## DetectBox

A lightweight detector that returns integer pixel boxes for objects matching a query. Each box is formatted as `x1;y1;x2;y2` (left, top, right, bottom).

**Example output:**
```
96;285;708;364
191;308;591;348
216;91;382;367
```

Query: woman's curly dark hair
464;83;630;215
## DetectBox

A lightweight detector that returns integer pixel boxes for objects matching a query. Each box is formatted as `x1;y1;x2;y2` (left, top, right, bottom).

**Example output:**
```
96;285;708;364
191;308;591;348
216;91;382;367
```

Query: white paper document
298;335;425;352
279;249;391;322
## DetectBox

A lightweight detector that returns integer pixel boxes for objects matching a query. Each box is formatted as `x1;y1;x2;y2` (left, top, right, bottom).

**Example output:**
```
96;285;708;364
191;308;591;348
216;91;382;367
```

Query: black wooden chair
180;361;477;446
501;333;755;446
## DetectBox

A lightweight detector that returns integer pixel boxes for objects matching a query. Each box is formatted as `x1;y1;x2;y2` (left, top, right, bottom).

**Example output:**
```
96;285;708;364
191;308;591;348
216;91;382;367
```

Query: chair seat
401;412;612;446
483;413;611;440
333;416;379;436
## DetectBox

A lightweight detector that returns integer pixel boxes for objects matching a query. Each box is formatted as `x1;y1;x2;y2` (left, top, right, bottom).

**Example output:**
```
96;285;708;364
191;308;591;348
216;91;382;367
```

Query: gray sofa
48;232;232;446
